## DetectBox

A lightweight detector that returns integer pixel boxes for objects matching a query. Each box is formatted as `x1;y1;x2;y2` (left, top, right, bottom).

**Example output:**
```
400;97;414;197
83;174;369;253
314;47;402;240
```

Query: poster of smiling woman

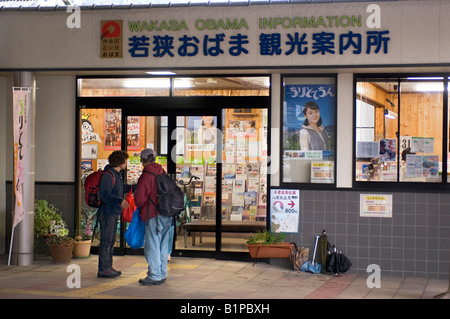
283;81;336;184
283;83;336;157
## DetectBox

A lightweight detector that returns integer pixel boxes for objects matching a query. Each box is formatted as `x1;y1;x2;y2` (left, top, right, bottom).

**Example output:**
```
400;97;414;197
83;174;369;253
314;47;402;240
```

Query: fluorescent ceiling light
415;83;444;92
146;71;176;75
174;78;194;88
384;109;397;119
407;77;443;80
124;78;193;88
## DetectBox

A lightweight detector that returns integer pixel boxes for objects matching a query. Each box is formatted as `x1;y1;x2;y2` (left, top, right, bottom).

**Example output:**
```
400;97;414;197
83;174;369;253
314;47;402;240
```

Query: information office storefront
1;1;450;278
77;76;271;258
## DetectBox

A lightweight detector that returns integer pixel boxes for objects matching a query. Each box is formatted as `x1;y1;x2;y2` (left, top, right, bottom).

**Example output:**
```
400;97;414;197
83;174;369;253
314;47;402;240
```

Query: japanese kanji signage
360;194;392;218
270;189;300;233
13;87;31;228
101;9;391;62
101;20;123;58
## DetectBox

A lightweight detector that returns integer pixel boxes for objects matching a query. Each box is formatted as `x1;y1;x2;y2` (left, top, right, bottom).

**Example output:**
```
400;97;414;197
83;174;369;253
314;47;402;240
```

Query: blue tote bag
125;207;145;249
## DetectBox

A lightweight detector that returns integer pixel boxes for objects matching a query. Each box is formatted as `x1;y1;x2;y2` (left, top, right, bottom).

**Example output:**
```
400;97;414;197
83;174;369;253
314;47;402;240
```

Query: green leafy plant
34;199;73;246
246;230;286;245
46;235;74;246
34;200;63;238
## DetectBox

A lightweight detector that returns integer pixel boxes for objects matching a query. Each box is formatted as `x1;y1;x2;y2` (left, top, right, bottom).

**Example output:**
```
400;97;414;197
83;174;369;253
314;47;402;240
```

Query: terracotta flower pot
48;242;74;263
73;240;92;258
247;242;293;259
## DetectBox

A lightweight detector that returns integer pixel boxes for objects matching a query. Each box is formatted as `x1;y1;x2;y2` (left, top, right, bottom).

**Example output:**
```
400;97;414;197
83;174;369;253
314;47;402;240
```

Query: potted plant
73;208;94;258
34;199;74;263
73;235;92;258
246;230;293;259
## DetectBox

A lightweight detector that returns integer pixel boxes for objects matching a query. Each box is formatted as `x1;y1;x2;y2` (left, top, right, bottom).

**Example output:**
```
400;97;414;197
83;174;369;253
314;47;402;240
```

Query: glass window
78;76;270;97
78;78;171;97
282;76;337;184
355;77;444;183
173;76;270;96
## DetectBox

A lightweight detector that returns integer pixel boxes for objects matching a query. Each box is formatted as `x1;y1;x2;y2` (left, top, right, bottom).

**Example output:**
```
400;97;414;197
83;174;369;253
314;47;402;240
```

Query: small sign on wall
101;20;123;58
360;194;392;218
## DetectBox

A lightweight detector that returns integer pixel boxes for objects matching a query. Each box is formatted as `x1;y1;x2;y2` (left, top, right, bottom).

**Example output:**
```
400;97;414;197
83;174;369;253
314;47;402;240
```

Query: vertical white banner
12;87;30;228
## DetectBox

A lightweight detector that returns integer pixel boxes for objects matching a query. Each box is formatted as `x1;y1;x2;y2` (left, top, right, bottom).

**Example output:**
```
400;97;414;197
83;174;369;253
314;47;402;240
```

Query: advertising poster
284;84;336;153
12;87;30;228
360;194;392;218
379;138;396;162
127;116;141;150
411;137;434;153
270;189;300;233
311;161;334;183
104;109;122;150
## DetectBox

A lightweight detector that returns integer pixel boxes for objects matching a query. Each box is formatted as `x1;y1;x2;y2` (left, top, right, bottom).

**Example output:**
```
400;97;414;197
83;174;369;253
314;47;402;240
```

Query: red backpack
84;170;115;207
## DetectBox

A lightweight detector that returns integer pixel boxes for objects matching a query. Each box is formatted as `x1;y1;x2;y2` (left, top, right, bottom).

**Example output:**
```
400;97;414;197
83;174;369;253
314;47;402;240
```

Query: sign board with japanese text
101;20;123;58
0;1;450;69
360;194;392;218
270;189;300;233
3;2;449;69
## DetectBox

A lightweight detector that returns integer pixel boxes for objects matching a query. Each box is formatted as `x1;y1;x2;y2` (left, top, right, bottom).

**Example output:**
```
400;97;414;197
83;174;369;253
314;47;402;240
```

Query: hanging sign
12;87;31;228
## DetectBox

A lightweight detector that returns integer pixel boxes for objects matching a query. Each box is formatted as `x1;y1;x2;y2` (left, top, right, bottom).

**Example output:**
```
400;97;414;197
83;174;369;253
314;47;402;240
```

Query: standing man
97;150;133;278
134;148;172;285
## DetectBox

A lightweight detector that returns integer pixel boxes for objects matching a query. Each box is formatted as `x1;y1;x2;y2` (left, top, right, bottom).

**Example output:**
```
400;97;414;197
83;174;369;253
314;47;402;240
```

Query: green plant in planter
246;230;286;245
34;199;73;246
34;199;63;238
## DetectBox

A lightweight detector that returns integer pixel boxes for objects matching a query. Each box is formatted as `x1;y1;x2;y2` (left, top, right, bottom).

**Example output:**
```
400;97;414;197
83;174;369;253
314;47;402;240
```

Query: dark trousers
98;212;119;272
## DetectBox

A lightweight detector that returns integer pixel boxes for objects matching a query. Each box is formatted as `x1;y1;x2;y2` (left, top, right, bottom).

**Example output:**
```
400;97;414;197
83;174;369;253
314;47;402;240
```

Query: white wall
5;76;76;182
337;73;354;188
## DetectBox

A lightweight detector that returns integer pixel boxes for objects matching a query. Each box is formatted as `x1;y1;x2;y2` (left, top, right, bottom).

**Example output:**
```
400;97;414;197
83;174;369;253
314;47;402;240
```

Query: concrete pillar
10;72;36;266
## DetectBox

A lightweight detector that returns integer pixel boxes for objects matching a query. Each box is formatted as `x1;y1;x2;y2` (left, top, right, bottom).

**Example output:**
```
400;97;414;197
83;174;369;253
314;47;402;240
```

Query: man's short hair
108;150;129;167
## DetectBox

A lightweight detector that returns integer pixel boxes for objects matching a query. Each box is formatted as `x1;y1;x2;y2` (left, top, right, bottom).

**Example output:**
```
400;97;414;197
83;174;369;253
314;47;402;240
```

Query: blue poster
284;84;336;153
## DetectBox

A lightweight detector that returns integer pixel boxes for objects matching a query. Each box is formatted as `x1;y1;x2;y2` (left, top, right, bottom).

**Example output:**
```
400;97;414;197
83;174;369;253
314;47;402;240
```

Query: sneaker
168;254;171;261
139;277;165;285
112;267;122;276
98;269;119;278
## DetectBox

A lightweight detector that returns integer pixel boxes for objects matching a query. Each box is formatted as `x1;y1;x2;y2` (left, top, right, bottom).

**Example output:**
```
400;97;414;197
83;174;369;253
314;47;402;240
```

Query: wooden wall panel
358;83;443;160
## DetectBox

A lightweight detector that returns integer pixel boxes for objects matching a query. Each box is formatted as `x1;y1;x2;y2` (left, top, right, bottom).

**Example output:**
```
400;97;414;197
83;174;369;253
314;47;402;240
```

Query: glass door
80;108;268;256
174;115;218;252
123;114;219;254
221;109;268;252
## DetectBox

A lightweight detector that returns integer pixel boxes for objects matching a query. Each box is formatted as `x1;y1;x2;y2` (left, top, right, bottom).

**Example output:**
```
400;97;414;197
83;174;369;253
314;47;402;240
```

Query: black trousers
98;212;119;272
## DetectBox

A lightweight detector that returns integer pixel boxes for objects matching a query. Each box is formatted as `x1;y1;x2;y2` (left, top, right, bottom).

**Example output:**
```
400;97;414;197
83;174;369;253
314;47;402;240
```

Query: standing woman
299;101;330;151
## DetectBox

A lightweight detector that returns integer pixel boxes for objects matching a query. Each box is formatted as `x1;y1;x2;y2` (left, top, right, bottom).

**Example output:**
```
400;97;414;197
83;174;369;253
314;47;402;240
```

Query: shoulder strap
102;170;115;186
142;170;158;220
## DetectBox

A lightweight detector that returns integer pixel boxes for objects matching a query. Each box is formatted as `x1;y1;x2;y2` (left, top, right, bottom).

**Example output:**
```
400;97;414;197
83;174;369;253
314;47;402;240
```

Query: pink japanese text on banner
12;87;30;228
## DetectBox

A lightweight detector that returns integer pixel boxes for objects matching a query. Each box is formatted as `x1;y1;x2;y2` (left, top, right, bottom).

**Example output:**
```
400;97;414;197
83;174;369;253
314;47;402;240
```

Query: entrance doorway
77;76;270;259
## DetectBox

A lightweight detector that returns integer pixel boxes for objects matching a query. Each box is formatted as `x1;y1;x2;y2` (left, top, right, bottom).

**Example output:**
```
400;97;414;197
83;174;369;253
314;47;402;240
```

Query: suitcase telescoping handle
312;235;320;264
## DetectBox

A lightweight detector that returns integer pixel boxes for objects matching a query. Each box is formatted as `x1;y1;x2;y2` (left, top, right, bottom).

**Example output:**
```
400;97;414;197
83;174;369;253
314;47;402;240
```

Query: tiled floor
0;254;448;300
